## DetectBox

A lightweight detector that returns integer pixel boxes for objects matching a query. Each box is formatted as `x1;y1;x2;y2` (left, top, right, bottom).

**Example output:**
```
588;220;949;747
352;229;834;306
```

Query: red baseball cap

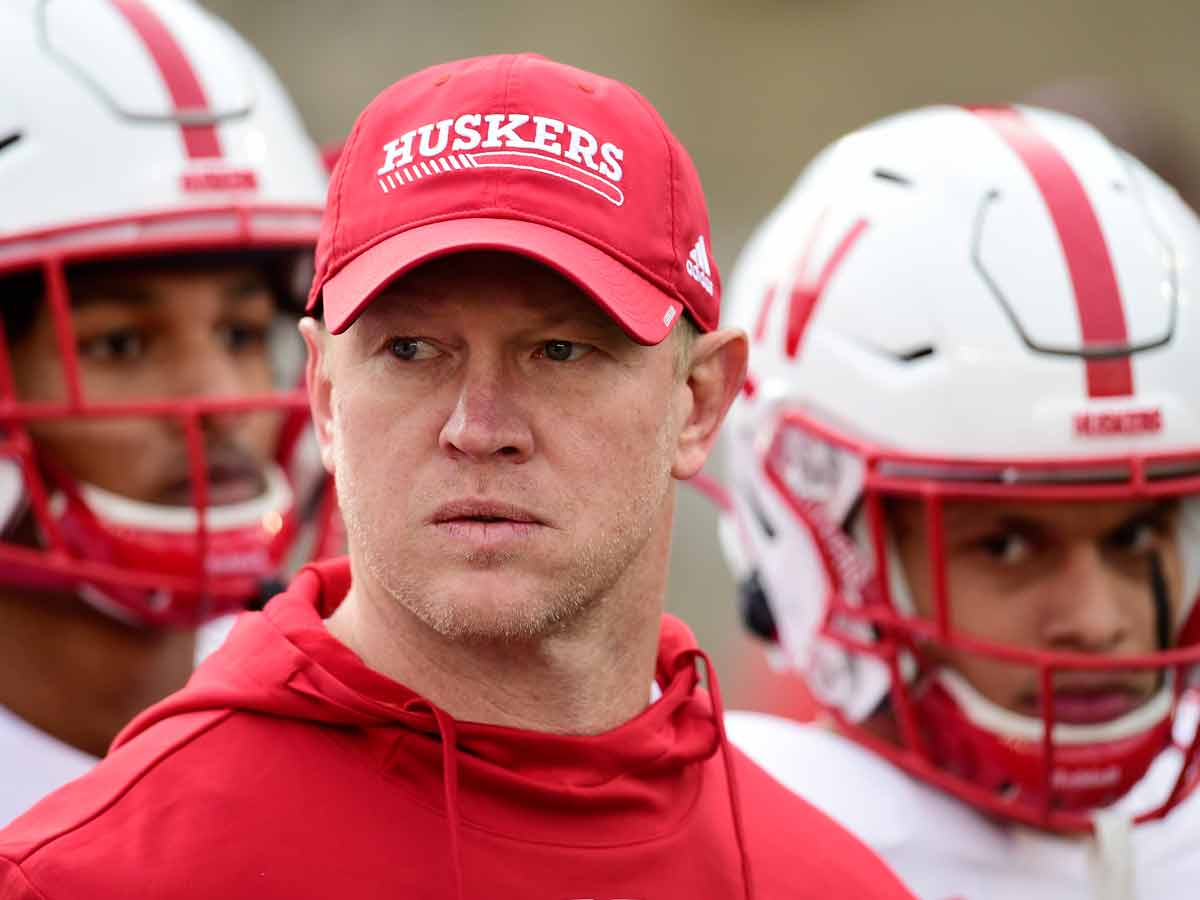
308;53;720;344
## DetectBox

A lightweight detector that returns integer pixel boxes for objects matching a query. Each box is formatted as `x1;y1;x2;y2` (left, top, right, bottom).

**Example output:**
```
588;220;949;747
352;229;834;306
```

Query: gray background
202;0;1200;708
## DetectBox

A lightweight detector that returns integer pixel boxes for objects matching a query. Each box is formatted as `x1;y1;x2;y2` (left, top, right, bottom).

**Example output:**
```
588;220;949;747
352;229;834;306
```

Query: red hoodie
0;559;912;900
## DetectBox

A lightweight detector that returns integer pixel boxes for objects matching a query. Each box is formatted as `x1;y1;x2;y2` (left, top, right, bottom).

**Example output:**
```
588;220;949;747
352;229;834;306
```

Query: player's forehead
65;256;275;308
889;495;1180;537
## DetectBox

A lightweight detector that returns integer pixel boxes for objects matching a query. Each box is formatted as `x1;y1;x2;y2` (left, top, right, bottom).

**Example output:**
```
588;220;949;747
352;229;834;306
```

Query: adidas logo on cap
685;235;714;296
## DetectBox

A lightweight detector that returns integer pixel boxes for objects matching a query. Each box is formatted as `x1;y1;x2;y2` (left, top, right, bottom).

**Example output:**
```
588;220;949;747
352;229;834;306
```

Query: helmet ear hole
739;571;778;641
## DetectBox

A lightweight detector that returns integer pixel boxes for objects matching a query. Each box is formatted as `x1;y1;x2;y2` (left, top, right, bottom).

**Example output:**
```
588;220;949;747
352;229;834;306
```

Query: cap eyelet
576;82;594;94
434;74;450;86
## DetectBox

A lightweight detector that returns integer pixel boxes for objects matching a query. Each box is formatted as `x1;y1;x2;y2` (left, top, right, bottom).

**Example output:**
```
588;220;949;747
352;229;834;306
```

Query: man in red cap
0;54;914;899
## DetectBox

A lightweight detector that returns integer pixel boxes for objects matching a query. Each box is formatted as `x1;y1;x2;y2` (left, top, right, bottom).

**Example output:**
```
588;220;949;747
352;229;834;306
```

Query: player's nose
1042;543;1132;653
163;336;263;439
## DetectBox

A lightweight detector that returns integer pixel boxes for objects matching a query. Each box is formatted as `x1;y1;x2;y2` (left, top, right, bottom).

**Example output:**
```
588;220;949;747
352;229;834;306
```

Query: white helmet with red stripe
0;0;336;626
720;104;1200;832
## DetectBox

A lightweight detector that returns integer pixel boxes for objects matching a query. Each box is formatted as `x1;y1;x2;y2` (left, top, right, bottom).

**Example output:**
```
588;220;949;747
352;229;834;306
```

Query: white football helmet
0;0;335;626
720;104;1200;832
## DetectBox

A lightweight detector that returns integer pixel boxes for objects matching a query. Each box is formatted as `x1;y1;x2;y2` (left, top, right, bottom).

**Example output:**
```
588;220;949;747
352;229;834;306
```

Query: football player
720;105;1200;899
0;0;330;824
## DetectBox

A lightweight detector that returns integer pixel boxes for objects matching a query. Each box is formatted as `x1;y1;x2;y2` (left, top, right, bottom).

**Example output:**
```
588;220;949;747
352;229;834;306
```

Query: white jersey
0;614;237;827
727;711;1200;900
0;703;95;828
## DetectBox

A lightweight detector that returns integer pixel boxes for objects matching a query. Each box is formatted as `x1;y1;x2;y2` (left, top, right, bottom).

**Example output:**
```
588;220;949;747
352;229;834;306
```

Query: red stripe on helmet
971;106;1132;398
110;0;222;159
785;218;869;358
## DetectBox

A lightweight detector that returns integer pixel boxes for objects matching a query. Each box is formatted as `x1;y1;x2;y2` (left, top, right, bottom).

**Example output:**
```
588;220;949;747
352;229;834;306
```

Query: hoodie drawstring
685;648;756;900
409;703;465;900
390;649;750;900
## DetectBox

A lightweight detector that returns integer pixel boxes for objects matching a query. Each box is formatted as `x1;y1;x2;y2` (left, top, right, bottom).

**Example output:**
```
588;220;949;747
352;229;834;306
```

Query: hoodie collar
284;562;721;838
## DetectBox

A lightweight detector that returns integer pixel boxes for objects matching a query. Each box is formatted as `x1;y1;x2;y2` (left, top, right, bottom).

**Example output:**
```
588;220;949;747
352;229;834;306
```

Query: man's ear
299;317;336;474
671;327;748;480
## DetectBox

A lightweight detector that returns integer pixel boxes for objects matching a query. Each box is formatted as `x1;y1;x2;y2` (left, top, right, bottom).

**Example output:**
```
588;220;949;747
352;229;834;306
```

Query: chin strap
1088;809;1136;900
1150;552;1170;651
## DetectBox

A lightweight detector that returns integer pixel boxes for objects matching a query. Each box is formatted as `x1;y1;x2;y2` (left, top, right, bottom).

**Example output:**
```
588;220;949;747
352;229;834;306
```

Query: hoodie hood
114;559;733;849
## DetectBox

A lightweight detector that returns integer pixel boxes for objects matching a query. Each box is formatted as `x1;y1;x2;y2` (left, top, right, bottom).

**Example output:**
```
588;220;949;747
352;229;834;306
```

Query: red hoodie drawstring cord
393;650;749;900
404;703;465;900
683;648;756;900
434;707;466;900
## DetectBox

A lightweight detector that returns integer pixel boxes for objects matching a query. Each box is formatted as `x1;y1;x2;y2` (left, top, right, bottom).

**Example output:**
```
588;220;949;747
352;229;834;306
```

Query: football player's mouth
1019;683;1151;725
428;499;548;548
158;451;266;507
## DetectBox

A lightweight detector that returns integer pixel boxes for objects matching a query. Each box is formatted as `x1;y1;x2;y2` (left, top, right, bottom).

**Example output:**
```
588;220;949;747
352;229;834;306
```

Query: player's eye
1108;519;1160;555
537;340;591;362
78;328;146;363
219;321;269;354
976;532;1032;565
388;338;437;361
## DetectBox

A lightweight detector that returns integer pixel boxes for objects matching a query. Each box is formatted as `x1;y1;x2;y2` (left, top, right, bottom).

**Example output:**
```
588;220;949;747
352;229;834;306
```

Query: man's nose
437;357;534;464
1041;544;1133;653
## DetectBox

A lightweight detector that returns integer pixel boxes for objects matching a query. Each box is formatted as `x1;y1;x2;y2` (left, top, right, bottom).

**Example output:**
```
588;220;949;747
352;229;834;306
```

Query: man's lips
429;499;545;526
428;499;548;548
1021;686;1149;725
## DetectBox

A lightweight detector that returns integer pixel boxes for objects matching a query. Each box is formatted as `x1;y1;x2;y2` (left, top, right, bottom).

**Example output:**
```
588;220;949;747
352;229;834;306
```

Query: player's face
8;262;281;507
310;252;687;641
891;497;1182;722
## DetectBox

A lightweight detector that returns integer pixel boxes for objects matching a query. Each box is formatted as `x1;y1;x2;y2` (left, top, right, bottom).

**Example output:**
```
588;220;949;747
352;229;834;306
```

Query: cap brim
318;217;684;344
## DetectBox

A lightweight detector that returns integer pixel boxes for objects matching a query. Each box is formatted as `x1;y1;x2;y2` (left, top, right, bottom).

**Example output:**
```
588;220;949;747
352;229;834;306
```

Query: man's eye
78;329;146;363
388;338;436;361
977;533;1031;565
538;340;591;362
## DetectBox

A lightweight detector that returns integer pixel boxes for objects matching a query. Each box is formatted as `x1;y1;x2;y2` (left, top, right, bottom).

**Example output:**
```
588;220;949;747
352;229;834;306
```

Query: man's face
891;497;1183;724
311;253;690;641
8;261;282;506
